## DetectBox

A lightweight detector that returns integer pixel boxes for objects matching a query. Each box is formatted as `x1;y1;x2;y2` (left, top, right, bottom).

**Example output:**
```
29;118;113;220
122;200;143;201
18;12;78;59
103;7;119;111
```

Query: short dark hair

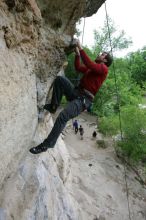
105;52;113;67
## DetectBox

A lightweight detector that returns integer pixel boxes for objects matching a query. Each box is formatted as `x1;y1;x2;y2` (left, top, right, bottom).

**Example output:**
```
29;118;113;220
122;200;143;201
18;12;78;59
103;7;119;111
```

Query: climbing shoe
43;104;57;114
29;143;48;154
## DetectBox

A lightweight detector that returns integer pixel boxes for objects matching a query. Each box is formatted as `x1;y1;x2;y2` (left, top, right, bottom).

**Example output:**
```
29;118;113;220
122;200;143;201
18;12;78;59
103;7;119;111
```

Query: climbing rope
72;17;86;85
81;17;86;44
104;2;132;220
104;2;123;139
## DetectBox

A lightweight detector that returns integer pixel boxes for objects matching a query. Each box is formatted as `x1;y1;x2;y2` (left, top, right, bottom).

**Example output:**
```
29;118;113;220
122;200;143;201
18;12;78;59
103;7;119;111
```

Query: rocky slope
64;112;146;220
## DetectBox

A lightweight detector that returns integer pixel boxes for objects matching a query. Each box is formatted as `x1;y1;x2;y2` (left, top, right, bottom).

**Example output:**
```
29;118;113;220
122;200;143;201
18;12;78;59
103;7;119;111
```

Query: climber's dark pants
43;76;92;148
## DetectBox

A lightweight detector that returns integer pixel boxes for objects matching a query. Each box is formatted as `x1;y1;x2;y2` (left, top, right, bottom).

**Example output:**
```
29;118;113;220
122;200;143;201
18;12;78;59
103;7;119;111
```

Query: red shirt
75;49;108;96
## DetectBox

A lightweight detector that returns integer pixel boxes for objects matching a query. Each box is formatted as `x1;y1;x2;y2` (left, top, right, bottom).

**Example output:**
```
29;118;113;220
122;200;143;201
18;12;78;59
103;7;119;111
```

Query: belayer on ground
79;125;84;140
92;131;97;139
73;119;79;134
29;39;113;154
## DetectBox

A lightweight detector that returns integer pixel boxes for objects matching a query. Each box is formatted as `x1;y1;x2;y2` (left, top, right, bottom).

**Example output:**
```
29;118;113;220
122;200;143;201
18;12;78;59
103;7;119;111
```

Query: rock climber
29;39;113;154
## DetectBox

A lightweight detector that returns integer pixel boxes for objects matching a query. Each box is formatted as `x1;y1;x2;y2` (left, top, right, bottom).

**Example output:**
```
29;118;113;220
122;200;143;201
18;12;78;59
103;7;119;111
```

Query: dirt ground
62;111;146;220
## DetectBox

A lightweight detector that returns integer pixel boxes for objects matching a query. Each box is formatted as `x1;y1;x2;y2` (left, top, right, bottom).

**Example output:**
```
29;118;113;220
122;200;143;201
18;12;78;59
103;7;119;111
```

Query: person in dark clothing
73;119;79;134
29;40;113;154
79;125;84;140
92;131;97;138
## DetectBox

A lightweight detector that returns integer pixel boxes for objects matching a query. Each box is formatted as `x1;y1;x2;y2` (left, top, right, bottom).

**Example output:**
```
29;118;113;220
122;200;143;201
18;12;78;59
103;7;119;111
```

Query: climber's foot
29;143;48;154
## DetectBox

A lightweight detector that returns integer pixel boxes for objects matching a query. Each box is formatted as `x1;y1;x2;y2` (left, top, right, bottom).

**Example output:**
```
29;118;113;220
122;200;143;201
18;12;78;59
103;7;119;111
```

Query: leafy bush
98;115;120;136
92;78;116;117
118;106;146;162
129;48;146;87
98;105;146;163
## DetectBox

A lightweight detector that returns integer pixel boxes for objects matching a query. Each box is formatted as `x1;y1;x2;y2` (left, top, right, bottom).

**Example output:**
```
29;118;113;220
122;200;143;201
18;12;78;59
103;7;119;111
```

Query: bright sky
77;0;146;57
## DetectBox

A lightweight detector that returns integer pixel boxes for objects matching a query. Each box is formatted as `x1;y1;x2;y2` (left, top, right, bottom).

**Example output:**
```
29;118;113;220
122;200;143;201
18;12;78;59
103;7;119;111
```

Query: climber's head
95;52;113;67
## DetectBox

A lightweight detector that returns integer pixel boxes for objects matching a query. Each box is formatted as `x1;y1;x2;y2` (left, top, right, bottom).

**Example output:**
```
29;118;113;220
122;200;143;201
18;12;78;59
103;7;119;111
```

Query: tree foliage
92;16;133;55
127;47;146;87
118;106;146;162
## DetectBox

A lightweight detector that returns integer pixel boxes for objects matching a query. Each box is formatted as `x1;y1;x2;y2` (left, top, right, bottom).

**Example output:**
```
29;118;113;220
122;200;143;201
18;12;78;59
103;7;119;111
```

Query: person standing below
29;39;113;154
73;119;79;134
79;125;84;140
92;130;97;139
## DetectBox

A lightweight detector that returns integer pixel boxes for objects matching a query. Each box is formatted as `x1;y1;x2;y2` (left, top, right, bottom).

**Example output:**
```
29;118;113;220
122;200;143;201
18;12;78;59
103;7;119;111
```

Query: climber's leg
29;98;85;154
44;76;75;113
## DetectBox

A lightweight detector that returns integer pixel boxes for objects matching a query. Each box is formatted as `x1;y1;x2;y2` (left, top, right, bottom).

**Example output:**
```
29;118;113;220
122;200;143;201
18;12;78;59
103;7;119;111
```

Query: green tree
127;47;146;87
118;106;146;162
92;16;133;55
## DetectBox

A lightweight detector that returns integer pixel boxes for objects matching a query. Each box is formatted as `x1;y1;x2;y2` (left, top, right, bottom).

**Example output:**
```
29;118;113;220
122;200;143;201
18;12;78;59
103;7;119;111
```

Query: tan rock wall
0;40;38;185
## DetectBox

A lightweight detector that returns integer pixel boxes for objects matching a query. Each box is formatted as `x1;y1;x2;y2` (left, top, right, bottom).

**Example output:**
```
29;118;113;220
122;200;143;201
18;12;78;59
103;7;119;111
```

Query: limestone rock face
0;0;105;219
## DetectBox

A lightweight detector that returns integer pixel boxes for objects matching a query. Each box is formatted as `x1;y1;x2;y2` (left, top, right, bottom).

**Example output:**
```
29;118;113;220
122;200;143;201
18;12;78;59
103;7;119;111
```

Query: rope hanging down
82;17;86;44
104;2;132;220
104;2;123;139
